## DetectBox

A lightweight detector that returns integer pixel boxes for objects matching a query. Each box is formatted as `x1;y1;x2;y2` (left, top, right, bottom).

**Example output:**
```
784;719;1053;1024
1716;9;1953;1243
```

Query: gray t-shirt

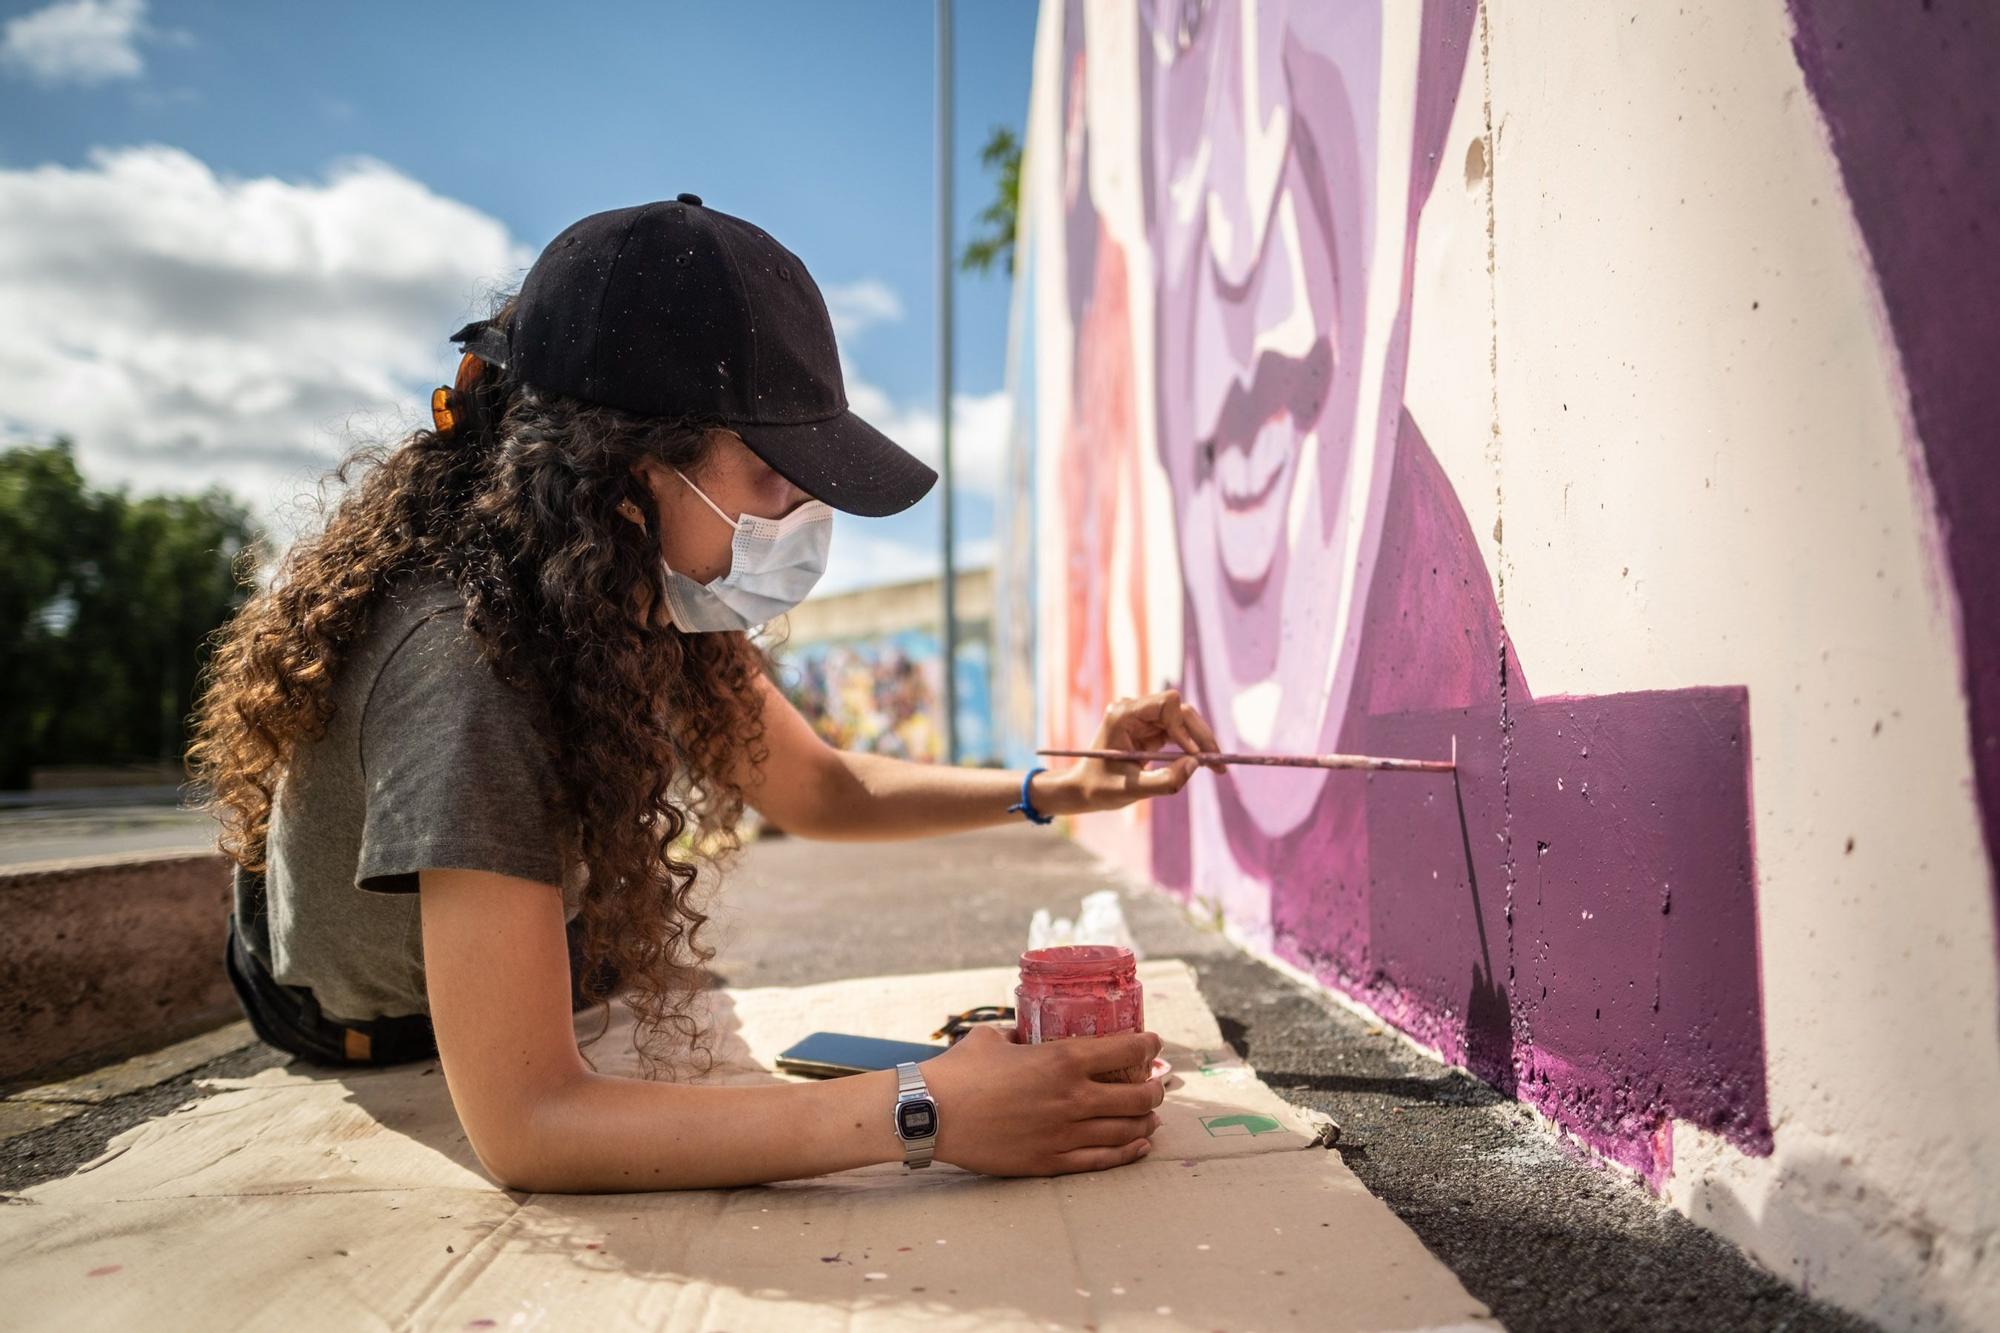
232;571;585;1023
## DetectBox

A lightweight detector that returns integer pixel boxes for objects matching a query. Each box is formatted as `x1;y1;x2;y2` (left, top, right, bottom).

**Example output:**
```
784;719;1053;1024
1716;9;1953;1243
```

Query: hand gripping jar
1015;944;1144;1048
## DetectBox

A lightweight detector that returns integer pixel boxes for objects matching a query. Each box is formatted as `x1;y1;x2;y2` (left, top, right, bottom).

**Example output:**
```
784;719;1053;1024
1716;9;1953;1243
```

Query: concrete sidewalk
3;826;1872;1331
0;786;216;867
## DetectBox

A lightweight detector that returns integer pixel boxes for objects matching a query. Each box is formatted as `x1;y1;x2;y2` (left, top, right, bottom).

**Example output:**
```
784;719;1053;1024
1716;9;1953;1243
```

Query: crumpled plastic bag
1027;888;1144;959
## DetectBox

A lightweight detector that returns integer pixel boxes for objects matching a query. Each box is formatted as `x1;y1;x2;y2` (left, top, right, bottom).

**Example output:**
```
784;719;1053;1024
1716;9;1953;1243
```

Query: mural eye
1174;0;1210;53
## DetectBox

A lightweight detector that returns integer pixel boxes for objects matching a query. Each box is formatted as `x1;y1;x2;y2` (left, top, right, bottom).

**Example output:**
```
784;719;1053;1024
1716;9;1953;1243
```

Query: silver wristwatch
891;1060;938;1169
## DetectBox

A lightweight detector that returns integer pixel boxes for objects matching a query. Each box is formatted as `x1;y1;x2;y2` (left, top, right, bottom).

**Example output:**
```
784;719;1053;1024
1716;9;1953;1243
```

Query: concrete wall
1008;2;1999;1326
784;567;993;645
0;850;236;1083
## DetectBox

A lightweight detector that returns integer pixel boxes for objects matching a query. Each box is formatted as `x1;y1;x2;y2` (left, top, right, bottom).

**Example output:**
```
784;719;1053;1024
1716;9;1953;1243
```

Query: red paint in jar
1015;945;1144;1046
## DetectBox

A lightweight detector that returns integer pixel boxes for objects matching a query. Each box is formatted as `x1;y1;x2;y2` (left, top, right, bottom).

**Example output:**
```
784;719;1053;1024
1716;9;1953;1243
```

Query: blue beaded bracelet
1007;765;1055;825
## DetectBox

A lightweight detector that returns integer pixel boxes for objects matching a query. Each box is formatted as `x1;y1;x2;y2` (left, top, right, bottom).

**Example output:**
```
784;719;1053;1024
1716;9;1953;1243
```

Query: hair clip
430;385;458;435
434;319;507;435
448;318;512;371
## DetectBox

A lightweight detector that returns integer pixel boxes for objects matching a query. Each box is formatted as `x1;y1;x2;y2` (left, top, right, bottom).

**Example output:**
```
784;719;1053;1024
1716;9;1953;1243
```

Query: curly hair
186;290;780;1078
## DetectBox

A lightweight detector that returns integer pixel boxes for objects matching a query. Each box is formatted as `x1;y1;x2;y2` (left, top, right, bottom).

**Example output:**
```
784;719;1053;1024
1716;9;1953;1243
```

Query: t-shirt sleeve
355;608;571;895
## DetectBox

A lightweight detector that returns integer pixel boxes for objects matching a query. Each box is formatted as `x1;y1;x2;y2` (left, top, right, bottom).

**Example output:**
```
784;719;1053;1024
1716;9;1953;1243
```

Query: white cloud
819;276;1013;502
2;0;153;86
0;144;1013;583
816;367;1012;595
821;278;904;338
0;143;535;537
816;522;996;599
847;378;1012;499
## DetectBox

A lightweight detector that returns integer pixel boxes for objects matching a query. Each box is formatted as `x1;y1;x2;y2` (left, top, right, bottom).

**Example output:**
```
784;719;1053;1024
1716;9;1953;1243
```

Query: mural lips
1201;339;1334;589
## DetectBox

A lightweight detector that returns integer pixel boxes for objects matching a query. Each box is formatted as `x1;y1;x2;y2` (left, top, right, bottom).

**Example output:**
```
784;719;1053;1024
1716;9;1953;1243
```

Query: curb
0;1021;256;1145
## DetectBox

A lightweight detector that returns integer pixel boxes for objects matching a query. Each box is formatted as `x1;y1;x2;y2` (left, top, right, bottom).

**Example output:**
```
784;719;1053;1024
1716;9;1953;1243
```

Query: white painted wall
1475;6;1997;1325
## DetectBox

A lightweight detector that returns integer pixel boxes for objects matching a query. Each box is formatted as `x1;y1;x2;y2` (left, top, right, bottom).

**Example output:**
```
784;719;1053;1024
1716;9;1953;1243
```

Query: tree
960;125;1022;278
0;439;262;788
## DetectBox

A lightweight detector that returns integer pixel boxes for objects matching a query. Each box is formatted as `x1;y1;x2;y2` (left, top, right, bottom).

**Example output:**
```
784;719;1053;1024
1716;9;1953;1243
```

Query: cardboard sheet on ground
0;959;1497;1331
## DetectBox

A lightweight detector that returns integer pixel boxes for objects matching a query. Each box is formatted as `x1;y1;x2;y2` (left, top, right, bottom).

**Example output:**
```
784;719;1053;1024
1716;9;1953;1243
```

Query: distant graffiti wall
779;571;998;765
775;625;992;764
1007;1;2000;1326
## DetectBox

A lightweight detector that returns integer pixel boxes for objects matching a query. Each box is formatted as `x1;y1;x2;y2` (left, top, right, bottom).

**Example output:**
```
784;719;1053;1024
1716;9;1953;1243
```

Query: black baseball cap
457;192;938;518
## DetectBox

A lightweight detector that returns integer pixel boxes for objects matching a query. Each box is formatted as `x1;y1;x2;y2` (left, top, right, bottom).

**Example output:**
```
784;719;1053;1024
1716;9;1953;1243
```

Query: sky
0;0;1037;596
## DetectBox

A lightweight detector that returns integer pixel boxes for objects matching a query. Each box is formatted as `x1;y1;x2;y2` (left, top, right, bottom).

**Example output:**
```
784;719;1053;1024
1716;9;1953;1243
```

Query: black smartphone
775;1031;950;1078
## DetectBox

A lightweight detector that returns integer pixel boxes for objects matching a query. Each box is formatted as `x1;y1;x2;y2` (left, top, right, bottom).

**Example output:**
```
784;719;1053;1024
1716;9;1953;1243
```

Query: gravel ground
2;825;1873;1332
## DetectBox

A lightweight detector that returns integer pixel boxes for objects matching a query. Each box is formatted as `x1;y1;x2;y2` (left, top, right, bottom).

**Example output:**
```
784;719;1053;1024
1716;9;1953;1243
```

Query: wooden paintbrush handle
1035;747;1455;773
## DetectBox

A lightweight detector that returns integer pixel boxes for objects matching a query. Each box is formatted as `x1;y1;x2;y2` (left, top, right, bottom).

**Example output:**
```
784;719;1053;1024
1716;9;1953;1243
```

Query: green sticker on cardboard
1199;1113;1284;1137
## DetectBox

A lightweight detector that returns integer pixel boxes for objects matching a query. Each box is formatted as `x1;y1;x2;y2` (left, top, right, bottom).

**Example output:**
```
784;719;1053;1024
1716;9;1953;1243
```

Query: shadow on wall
1689;1147;1986;1333
1046;0;1771;1189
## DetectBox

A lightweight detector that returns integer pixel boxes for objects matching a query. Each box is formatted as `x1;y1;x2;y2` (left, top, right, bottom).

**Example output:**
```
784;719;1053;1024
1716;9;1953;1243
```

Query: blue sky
0;0;1036;593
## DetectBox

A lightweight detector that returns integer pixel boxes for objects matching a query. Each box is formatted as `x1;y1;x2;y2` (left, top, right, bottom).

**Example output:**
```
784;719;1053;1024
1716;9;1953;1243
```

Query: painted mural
1010;0;2000;1321
1033;0;1767;1187
776;628;993;765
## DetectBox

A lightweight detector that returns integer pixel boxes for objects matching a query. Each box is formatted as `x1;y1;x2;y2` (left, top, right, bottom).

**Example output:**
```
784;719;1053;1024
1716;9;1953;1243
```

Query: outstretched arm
731;674;1223;842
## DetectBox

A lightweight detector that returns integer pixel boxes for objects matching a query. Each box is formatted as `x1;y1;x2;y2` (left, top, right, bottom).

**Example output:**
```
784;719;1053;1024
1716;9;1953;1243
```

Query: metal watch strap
893;1060;937;1169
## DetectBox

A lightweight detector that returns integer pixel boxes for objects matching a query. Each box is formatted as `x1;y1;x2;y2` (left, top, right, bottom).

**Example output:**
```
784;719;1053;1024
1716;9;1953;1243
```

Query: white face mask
659;467;833;633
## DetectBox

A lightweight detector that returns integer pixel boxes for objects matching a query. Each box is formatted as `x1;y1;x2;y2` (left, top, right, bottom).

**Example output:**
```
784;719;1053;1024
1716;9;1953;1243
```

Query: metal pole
935;0;959;766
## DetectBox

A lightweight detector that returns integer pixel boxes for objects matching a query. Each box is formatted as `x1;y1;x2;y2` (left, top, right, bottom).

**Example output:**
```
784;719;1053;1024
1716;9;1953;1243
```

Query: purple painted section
1786;1;2000;974
1228;421;1771;1183
1509;692;1770;1165
1246;688;1773;1186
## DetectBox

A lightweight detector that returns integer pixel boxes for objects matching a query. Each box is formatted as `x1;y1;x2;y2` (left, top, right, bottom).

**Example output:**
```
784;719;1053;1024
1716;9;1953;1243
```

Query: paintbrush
1036;735;1457;774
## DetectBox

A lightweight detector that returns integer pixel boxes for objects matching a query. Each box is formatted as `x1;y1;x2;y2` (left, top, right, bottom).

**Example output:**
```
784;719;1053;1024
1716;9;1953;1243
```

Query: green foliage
960;125;1022;278
0;439;264;788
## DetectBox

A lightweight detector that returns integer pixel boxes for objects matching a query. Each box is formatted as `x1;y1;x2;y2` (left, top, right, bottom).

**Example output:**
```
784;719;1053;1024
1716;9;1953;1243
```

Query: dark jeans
224;910;617;1067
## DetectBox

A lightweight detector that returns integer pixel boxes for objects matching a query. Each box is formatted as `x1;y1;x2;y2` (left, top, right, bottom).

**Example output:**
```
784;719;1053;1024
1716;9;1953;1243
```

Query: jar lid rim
1018;944;1137;973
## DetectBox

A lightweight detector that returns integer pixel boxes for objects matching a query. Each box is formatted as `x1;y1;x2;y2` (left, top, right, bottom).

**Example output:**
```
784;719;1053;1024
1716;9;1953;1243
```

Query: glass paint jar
1015;944;1144;1047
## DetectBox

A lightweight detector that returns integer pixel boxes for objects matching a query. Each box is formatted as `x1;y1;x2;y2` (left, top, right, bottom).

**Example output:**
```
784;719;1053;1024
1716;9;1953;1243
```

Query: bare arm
420;864;1164;1192
730;675;1225;842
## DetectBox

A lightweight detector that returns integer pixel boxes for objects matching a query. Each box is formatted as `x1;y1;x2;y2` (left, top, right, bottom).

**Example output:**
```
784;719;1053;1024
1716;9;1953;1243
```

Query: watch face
896;1097;936;1140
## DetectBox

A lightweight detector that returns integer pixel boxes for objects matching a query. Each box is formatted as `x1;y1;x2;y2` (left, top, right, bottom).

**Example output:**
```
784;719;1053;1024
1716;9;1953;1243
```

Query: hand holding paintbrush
1028;689;1453;822
1028;688;1228;818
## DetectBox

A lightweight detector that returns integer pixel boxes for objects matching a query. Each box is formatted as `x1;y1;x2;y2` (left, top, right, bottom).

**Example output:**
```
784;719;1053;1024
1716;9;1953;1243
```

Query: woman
188;194;1223;1193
